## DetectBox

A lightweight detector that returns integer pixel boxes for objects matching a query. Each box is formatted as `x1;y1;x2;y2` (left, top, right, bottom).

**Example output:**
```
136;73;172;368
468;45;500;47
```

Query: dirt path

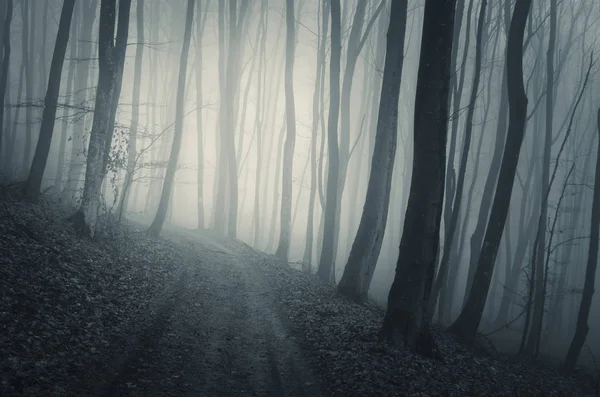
93;226;321;397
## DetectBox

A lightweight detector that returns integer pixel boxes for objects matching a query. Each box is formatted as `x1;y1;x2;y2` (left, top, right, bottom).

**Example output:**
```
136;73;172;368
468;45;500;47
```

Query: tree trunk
69;0;132;237
54;7;79;194
274;0;297;261
448;0;532;343
431;0;487;317
25;0;77;199
117;0;144;222
195;0;208;230
317;0;341;282
464;0;512;300
252;0;268;247
0;0;12;158
337;0;408;302
563;108;600;373
146;0;194;237
302;0;328;266
380;0;456;355
66;0;99;202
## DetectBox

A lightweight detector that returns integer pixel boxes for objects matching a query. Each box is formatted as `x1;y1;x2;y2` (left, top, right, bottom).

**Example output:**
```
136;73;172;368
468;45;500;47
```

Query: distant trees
448;0;532;343
117;0;144;221
147;0;195;237
337;0;408;302
563;108;600;373
380;0;456;353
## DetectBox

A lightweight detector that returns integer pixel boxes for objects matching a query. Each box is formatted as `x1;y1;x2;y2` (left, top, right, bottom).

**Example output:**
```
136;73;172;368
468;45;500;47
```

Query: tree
25;0;77;199
523;0;557;357
195;0;209;230
330;0;384;274
302;0;329;267
69;0;132;237
448;0;532;343
430;0;488;317
274;0;297;261
0;0;12;158
380;0;456;354
117;0;144;221
146;0;195;237
337;0;408;302
317;0;341;282
65;0;99;202
563;108;600;373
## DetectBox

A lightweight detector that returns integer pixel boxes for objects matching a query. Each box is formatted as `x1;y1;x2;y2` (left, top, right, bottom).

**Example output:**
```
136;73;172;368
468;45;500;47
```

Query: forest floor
0;191;597;397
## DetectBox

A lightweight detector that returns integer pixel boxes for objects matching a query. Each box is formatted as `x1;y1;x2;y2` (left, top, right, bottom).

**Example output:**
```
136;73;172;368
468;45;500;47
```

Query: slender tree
448;0;533;343
563;108;600;373
25;0;77;199
0;0;13;157
147;0;195;237
337;0;408;302
195;0;209;230
117;0;144;221
275;0;298;260
380;0;456;354
66;0;99;202
317;0;341;282
303;0;329;266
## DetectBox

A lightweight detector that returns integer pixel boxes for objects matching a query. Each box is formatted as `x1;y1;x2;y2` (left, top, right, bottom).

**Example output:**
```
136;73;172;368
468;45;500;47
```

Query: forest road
93;222;322;397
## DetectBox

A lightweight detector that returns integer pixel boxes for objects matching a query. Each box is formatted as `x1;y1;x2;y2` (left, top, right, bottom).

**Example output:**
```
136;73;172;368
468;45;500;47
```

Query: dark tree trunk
337;0;408;302
448;0;532;344
146;0;195;237
25;0;77;199
0;0;12;158
380;0;456;356
317;0;341;282
430;0;487;317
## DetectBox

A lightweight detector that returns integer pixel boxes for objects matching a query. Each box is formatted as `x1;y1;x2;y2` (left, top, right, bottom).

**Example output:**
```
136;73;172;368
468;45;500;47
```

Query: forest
1;0;600;395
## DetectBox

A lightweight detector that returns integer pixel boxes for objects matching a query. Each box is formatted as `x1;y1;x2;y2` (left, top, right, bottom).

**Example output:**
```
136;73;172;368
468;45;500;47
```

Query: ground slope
0;195;596;396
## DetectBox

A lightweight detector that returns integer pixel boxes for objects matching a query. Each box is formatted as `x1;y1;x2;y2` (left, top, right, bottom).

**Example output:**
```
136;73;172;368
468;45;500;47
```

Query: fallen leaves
0;196;180;396
255;257;594;397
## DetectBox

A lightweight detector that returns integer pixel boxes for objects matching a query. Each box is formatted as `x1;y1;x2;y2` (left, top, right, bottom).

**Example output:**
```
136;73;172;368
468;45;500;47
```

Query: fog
3;0;600;371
